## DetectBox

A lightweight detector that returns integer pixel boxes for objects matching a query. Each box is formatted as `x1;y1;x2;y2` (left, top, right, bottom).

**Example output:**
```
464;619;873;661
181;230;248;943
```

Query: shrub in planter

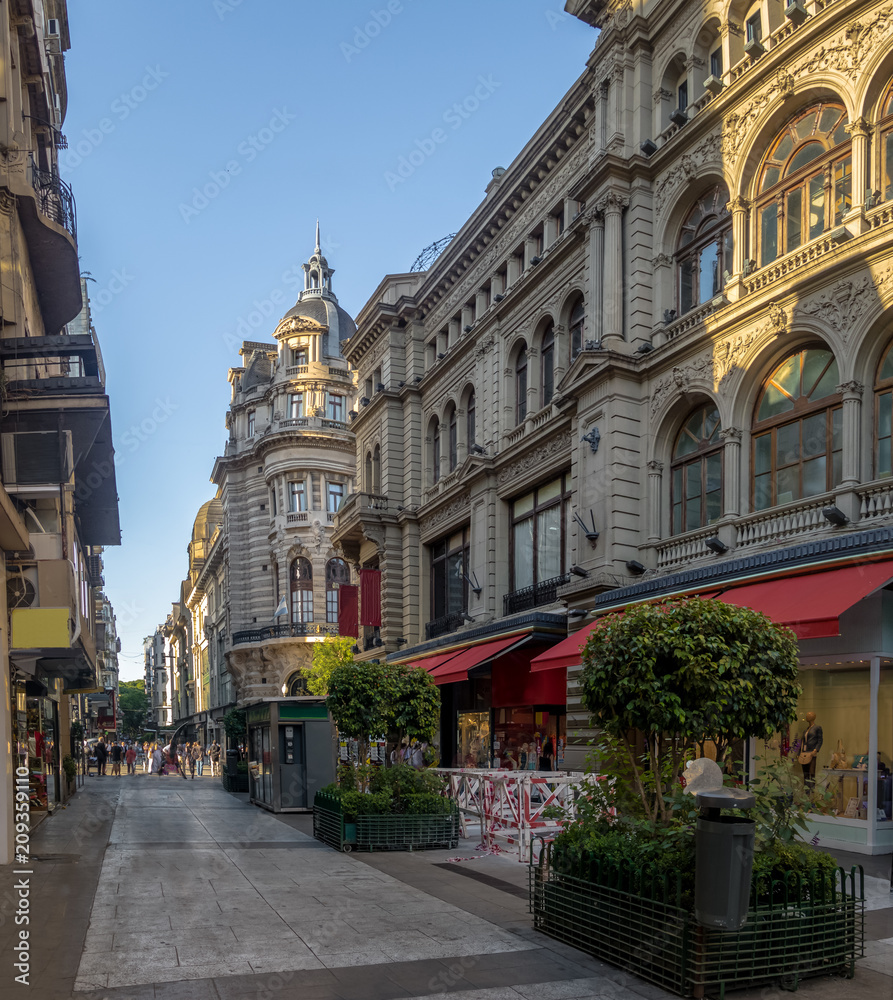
62;755;77;784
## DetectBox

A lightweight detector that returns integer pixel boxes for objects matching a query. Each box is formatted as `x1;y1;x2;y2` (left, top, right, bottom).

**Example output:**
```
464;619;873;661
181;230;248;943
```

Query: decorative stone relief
836;380;865;397
275;315;327;337
654;131;722;217
651;253;673;268
419;494;471;534
653;88;673;105
794;270;892;342
496;431;574;486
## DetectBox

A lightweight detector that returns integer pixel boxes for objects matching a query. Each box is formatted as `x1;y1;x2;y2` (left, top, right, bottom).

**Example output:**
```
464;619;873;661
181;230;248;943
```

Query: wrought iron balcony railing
503;574;570;616
231;621;338;645
425;610;468;641
29;154;76;239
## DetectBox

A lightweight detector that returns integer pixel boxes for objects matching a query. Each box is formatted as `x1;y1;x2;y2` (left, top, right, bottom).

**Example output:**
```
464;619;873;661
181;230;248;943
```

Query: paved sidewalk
0;773;890;999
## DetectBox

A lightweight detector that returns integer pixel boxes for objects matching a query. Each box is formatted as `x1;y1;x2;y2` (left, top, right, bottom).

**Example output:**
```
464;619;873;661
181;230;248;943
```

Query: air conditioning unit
703;75;724;96
784;1;808;25
669;107;689;128
744;37;765;57
7;567;38;609
46;18;60;38
2;431;73;488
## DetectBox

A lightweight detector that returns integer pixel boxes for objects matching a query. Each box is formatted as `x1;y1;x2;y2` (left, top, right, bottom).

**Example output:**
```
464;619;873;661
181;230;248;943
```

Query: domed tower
212;231;358;705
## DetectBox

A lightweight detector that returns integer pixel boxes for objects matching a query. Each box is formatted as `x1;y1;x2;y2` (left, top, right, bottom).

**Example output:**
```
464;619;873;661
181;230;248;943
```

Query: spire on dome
301;222;335;296
315;219;320;254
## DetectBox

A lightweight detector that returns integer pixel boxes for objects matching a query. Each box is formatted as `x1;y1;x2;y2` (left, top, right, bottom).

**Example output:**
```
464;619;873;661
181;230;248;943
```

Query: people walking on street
109;740;124;776
95;739;107;776
209;741;220;776
125;744;137;775
193;743;204;776
150;744;163;775
187;744;197;779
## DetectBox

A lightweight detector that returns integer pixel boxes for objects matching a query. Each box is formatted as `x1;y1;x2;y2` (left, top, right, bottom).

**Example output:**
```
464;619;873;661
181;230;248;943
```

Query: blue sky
62;0;596;679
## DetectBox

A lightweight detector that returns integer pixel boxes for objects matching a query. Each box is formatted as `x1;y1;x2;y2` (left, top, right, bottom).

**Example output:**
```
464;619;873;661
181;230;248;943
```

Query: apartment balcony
230;622;339;646
331;491;393;554
503;574;570;616
425;610;468;641
4;152;81;333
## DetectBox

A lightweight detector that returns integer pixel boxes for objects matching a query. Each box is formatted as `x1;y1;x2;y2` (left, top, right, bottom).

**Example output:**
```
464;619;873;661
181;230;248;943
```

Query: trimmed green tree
579;597;801;823
118;679;150;738
388;665;440;753
304;635;355;695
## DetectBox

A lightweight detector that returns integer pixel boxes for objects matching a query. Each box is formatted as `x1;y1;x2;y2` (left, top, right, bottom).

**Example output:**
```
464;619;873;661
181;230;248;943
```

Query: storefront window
492;707;566;771
13;683;59;816
250;725;273;804
457;711;490;768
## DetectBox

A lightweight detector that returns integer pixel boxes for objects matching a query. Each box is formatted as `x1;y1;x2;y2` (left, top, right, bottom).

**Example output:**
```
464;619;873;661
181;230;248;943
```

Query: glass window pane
786;188;802;253
811;357;840;400
788;141;824;173
796;112;818;140
802;456;826;497
880;347;893;383
538;478;563;504
773;353;802;397
880;391;893;439
834;157;852;225
672;501;682;535
754;433;771;474
706;452;722;494
759;382;794;420
832;118;849;145
680;257;695;312
685;497;702;532
447;552;465;612
776;421;800;466
513;520;534;590
801;411;826;457
885;133;893;201
760;204;778;265
700;242;719;302
754;472;772;510
776;134;794;161
761;166;780;193
537;507;562;580
776;466;799;505
809;174;825;240
832;406;843;451
820;107;842;134
801;349;831;397
686;461;701;499
514;492;535;517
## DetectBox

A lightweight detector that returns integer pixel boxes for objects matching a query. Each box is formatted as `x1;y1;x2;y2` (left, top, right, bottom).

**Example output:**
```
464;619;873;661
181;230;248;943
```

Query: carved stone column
647;460;663;542
525;346;538;421
727;196;749;277
601;193;628;348
845;118;871;212
587;210;605;343
720;426;742;519
837;380;864;488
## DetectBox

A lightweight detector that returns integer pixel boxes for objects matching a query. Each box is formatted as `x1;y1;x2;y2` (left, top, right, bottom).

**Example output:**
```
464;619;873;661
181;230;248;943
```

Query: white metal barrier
434;768;584;862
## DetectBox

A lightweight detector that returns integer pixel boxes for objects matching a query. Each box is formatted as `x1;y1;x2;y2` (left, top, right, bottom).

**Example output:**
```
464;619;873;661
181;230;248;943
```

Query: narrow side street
1;777;891;1000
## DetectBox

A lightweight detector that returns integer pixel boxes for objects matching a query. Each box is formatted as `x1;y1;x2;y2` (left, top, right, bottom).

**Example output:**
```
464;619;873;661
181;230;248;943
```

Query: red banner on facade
338;585;358;638
359;569;382;626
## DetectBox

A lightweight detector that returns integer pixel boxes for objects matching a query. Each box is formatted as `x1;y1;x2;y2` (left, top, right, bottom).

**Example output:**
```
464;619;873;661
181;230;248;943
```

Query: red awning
429;634;529;686
717;560;893;639
408;650;463;674
529;558;893;668
530;622;598;672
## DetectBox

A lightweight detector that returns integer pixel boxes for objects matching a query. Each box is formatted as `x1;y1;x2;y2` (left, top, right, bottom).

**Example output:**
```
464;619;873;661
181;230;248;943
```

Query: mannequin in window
800;711;823;788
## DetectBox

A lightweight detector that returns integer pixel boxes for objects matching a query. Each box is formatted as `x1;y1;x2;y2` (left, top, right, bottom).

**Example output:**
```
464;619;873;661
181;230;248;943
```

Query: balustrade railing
425;610;467;641
231;622;338;645
735;497;829;549
654;527;718;570
503;574;569;616
29;154;76;239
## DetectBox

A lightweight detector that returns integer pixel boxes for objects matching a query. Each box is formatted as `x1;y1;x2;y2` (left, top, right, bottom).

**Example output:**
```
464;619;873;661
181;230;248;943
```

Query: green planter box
221;772;249;793
530;846;864;997
312;792;459;852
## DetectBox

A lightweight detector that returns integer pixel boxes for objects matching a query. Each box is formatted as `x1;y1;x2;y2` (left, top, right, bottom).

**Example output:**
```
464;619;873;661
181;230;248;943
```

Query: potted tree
531;597;862;997
313;658;458;852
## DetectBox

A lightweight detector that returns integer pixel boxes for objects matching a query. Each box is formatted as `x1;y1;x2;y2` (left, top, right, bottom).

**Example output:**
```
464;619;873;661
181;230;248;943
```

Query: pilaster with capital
720;426;742;518
727;197;749;276
587;210;605;343
601;193;628;347
837;380;864;487
646;460;663;542
845;118;871;211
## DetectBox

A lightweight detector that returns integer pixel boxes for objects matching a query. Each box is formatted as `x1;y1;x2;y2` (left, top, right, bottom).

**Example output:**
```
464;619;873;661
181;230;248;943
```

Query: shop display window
249;726;273;804
457;712;490;768
13;687;59;816
491;707;566;771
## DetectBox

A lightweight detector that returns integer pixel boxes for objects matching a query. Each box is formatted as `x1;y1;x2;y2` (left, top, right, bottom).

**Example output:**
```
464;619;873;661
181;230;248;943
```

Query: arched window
372;444;381;494
569;297;585;361
756;103;851;267
448;406;458;471
285;672;308;696
364;451;373;493
466;390;476;448
290;557;313;624
325;558;350;624
430;417;441;484
876;342;893;477
541;324;555;405
880;82;893;201
671;404;723;534
676;185;732;315
515;344;528;424
752;347;842;510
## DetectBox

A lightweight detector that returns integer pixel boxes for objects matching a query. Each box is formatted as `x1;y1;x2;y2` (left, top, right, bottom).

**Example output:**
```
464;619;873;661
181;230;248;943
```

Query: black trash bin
695;787;756;931
225;748;239;776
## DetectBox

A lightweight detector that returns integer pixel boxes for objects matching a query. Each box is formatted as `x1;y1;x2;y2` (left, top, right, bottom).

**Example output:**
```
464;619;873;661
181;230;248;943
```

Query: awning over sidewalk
529;558;893;669
716;559;893;639
406;650;462;673
429;634;531;686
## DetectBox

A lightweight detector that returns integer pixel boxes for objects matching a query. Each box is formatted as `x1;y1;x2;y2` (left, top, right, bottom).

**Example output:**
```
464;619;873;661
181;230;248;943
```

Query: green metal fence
313;792;459;852
530;843;864;997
